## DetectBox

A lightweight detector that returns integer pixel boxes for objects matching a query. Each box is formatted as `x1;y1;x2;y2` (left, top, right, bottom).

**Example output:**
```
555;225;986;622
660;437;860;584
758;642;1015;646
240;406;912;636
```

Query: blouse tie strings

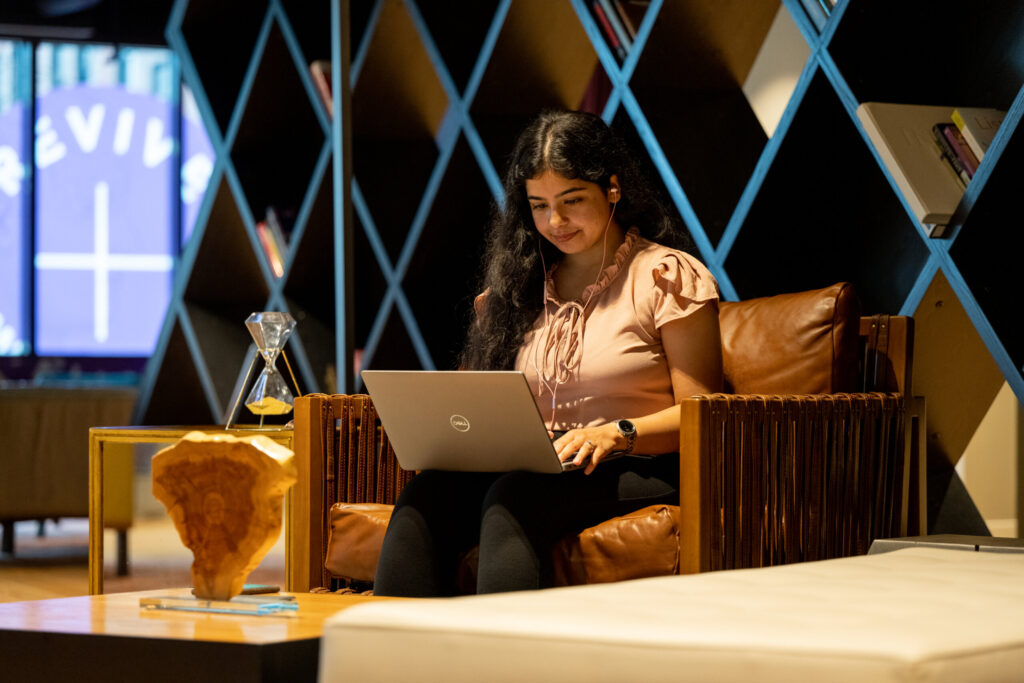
531;198;617;430
535;297;587;391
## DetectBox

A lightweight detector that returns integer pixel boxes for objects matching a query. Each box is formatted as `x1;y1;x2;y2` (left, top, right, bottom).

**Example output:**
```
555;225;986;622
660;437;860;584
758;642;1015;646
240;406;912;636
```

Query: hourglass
226;311;299;429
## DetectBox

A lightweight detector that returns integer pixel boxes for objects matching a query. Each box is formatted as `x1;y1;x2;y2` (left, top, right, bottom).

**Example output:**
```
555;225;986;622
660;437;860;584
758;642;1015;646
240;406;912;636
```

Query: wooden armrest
679;393;908;573
294;393;413;591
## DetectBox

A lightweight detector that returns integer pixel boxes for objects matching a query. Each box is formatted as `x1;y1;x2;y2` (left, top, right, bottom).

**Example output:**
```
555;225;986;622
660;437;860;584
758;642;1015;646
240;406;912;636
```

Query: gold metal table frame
87;426;294;595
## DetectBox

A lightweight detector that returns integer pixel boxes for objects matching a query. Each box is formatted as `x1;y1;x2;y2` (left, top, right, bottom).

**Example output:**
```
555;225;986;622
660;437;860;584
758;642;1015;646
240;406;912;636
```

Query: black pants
373;454;679;597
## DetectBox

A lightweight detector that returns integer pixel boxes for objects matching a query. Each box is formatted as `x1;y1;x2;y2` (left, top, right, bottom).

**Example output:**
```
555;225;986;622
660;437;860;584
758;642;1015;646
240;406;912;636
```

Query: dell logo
450;414;470;432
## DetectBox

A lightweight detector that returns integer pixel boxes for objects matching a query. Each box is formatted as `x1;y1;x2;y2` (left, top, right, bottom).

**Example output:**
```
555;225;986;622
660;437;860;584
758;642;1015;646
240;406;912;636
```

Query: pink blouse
514;228;719;430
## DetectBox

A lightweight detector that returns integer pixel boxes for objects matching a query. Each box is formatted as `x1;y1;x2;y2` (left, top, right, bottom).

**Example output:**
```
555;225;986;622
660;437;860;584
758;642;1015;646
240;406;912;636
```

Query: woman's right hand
553;423;626;475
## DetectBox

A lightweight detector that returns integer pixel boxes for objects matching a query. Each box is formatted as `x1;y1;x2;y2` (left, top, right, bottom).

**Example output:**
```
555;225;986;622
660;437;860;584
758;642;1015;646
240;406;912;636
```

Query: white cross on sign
34;181;173;343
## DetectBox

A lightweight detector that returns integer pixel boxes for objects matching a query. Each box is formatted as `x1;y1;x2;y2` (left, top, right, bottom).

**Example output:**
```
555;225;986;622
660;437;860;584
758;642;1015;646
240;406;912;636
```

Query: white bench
319;547;1024;682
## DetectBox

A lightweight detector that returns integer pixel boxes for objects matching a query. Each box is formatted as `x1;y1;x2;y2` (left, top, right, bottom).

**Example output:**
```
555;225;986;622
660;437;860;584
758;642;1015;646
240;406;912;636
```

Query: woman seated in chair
374;110;723;596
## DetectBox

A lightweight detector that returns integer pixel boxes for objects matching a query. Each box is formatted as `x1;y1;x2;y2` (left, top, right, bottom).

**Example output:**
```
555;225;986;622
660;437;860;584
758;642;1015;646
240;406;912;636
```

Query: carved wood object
152;431;297;600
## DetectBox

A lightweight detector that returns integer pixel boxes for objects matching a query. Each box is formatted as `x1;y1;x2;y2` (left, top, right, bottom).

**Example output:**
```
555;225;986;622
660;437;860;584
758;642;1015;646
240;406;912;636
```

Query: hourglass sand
226;311;298;429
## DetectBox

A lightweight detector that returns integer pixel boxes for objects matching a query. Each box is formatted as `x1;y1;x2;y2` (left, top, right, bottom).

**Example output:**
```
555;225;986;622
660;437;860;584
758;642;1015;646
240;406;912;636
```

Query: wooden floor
0;519;89;602
0;516;285;603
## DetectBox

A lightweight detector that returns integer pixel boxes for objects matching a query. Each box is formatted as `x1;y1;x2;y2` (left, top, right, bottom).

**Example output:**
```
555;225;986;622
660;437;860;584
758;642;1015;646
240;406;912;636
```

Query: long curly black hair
459;110;691;371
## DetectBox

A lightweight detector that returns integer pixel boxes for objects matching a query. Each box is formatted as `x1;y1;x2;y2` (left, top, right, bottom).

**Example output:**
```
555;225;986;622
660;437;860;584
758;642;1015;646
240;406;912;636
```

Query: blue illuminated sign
0;101;26;355
0;84;212;356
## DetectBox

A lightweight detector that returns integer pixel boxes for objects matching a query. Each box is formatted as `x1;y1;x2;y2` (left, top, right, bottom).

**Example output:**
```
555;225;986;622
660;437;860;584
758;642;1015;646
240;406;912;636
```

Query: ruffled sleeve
650;251;719;329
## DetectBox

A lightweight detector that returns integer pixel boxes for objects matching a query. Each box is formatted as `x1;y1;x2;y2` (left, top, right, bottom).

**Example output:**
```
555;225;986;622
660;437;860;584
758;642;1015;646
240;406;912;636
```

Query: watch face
616;419;636;453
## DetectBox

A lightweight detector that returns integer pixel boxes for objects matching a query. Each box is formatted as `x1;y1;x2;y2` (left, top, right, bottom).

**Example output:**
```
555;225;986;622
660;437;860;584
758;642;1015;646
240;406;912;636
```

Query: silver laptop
361;370;597;473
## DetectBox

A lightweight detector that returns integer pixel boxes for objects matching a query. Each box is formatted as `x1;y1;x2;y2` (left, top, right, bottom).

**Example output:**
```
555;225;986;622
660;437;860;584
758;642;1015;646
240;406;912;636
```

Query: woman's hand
553;423;627;475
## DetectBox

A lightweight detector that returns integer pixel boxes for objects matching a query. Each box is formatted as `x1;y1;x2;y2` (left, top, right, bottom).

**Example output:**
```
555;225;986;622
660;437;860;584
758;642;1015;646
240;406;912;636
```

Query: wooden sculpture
152;431;297;601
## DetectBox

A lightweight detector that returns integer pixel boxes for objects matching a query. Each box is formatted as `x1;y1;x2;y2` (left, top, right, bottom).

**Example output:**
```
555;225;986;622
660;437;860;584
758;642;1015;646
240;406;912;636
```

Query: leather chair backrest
718;282;861;394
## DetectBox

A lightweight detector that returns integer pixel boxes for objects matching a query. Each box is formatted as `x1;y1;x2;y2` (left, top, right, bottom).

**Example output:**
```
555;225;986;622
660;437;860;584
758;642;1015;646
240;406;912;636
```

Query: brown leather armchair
289;282;922;592
0;385;136;569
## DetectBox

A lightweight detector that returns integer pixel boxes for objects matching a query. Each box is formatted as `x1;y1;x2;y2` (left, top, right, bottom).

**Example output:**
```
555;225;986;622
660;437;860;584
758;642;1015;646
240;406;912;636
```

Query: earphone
608;187;620;202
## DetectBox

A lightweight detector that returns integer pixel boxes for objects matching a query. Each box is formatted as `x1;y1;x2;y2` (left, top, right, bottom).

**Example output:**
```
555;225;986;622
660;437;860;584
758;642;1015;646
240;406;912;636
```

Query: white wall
742;4;810;137
958;381;1022;537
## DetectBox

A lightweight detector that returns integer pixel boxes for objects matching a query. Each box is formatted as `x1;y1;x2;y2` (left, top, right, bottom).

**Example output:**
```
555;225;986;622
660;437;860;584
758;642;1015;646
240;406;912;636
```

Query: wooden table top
0;588;380;644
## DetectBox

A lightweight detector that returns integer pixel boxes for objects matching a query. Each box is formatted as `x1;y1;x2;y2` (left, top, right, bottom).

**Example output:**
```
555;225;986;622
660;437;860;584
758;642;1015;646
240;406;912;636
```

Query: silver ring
584;440;596;449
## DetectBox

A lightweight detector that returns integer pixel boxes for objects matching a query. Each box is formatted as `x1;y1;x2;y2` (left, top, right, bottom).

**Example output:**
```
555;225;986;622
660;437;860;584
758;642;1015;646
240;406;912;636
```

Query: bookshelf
137;0;1024;484
135;0;345;425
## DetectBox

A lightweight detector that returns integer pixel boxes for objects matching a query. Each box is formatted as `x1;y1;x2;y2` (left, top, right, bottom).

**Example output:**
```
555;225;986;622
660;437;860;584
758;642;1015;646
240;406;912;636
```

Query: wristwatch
615;419;637;454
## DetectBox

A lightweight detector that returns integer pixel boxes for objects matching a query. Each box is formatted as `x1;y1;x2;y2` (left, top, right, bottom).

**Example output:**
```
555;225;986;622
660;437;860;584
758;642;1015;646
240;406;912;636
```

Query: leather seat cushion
552;504;679;585
326;502;680;587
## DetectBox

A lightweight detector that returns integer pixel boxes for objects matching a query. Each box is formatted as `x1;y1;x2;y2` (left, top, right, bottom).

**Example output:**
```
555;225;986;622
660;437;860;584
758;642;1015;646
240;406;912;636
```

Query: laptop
361;370;619;474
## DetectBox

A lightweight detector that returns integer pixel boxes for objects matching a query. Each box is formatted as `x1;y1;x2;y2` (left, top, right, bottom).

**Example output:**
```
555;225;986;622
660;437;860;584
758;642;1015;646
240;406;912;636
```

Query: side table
88;426;294;595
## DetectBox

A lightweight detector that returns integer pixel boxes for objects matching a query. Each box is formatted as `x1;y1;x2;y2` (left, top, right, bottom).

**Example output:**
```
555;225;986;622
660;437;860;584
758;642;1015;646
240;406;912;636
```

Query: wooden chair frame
290;316;924;591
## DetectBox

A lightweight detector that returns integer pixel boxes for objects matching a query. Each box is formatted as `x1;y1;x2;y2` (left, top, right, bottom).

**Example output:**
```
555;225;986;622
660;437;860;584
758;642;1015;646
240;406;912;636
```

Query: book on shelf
932;122;978;181
578;62;613;115
951;106;1006;161
930;124;968;189
597;0;632;49
309;60;332;119
856;102;964;232
799;0;828;29
612;0;647;39
592;0;628;61
255;221;284;278
264;206;290;254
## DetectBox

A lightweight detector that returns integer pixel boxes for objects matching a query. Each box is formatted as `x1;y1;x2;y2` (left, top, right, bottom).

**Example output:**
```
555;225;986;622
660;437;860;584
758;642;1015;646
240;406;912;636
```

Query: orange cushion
325;502;680;588
326;502;393;583
719;282;860;394
552;504;679;585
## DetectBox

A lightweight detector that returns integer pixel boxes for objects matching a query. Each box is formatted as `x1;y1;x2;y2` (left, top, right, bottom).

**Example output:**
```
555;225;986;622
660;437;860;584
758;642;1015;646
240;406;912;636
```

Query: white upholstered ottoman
318;547;1024;682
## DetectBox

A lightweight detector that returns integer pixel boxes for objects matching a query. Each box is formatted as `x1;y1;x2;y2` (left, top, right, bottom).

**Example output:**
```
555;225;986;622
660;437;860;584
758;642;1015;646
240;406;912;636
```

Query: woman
374;110;722;596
